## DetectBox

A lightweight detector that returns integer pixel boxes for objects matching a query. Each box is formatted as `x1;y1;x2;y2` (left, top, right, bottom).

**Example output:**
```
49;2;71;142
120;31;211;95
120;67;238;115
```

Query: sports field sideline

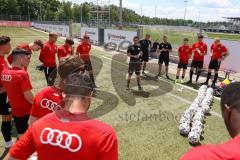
0;27;229;160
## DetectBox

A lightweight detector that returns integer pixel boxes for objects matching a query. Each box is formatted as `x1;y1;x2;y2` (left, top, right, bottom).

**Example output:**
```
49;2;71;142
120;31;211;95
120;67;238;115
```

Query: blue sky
69;0;240;22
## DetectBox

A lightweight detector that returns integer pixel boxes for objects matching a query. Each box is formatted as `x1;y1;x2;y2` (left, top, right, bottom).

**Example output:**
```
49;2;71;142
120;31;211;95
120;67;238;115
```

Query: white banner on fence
80;27;99;44
204;38;240;73
104;29;137;47
32;22;70;37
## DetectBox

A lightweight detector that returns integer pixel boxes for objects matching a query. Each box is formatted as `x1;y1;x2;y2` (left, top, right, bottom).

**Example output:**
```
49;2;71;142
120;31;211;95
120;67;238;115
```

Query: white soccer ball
188;131;200;144
191;127;203;135
179;123;191;135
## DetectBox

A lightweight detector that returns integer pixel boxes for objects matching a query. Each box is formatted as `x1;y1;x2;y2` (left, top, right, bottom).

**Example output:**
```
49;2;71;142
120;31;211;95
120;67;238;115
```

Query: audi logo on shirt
40;98;61;111
40;127;82;153
1;74;12;82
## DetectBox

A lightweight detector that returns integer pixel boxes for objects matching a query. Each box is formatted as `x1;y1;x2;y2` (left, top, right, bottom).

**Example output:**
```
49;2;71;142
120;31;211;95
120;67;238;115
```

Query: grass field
143;28;198;49
206;32;240;41
0;27;230;160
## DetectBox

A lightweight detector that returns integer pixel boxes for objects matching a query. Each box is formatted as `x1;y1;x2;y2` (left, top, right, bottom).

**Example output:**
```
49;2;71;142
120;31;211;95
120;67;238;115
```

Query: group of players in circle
127;34;229;90
0;30;237;160
0;33;118;159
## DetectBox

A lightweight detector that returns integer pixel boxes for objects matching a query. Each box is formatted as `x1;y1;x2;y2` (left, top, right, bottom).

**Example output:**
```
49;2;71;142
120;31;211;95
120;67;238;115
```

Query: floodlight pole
97;0;99;28
80;3;83;26
119;0;123;28
155;6;157;18
28;0;30;21
198;11;201;22
184;0;188;21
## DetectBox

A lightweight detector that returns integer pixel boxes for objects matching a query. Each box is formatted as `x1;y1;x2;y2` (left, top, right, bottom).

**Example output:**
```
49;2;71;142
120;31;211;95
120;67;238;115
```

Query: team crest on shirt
40;127;82;152
1;74;12;82
40;98;61;111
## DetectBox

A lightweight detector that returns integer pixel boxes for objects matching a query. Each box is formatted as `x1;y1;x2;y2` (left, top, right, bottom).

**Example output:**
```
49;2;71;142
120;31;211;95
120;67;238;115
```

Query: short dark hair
49;32;58;37
65;38;74;45
0;36;11;46
58;56;85;79
221;82;240;112
198;34;204;39
64;73;93;97
34;39;44;48
184;38;189;41
83;35;89;39
12;48;31;61
133;36;139;40
146;34;150;37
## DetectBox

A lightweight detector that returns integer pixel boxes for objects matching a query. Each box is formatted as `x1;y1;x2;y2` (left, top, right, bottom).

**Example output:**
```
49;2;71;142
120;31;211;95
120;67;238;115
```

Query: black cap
11;48;31;56
64;73;94;96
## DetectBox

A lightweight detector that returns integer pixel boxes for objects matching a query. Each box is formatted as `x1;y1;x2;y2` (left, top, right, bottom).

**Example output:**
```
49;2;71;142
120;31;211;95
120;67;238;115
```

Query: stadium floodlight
184;0;188;21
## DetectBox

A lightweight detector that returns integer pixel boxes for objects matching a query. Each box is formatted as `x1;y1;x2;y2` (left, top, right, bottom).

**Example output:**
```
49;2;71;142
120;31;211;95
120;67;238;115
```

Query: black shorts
84;60;93;71
209;60;221;71
191;61;203;69
128;61;141;75
13;115;29;135
158;54;169;66
178;62;188;69
0;92;11;115
141;52;149;62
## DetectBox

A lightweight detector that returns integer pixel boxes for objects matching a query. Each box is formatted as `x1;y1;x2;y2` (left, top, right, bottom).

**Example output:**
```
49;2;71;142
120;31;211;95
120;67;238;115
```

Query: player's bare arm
23;90;34;104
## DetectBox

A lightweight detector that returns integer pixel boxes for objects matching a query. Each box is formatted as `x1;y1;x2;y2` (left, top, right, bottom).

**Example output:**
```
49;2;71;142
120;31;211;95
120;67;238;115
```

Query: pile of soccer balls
179;85;214;144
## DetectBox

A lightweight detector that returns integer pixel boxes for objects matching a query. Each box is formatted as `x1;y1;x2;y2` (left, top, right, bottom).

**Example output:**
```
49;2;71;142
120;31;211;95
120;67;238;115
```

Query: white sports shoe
28;152;38;160
5;140;14;148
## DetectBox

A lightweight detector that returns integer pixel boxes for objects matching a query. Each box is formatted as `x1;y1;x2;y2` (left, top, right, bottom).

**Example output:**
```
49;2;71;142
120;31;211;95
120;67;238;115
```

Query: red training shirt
76;42;91;62
211;43;228;61
7;44;32;65
9;110;118;160
178;45;192;64
192;42;208;62
39;41;57;67
57;45;73;60
180;136;240;160
1;67;32;117
0;56;8;88
30;86;63;119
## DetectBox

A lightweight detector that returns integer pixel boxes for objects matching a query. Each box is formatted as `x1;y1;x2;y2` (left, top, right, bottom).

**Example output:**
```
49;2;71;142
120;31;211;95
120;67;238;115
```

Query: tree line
0;0;228;27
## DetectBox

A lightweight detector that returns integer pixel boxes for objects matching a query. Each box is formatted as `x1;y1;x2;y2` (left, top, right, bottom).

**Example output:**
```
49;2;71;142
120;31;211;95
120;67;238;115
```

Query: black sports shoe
186;80;192;85
211;83;217;89
166;75;170;79
200;82;208;86
138;86;143;91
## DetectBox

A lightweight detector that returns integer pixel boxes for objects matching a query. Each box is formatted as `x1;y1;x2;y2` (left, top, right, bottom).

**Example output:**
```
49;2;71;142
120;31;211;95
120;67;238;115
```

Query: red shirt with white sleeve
1;67;32;117
192;42;208;62
30;86;63;119
9;110;118;160
180;136;240;160
39;41;57;67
